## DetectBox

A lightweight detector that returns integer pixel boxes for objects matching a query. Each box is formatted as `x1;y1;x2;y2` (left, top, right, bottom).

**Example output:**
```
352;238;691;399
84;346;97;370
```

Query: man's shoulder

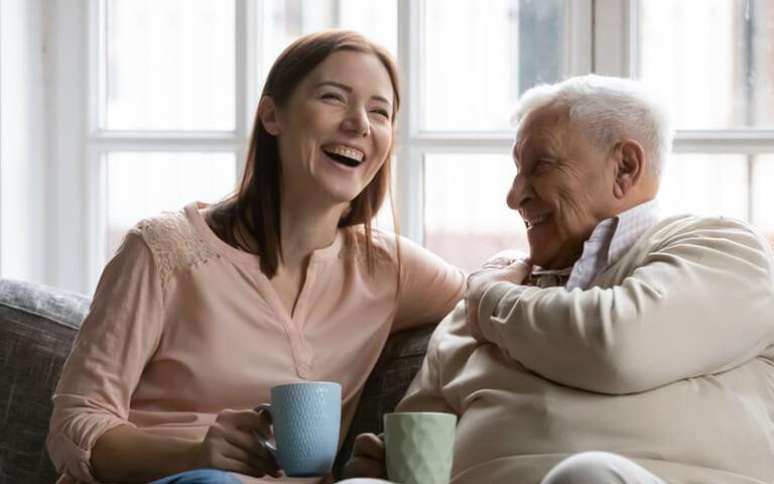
648;214;766;245
633;214;774;273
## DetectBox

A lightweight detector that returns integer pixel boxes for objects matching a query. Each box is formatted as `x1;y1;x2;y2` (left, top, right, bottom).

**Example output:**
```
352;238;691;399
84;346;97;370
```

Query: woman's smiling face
261;50;395;207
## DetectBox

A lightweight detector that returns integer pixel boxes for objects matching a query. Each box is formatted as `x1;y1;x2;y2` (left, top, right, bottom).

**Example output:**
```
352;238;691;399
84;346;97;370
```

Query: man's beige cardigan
398;215;774;484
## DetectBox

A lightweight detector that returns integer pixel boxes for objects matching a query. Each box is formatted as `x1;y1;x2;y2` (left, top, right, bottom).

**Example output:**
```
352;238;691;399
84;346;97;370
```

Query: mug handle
253;404;278;461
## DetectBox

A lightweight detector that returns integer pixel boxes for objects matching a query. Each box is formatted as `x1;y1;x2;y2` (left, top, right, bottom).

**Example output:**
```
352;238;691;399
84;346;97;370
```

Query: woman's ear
258;96;281;136
612;139;645;199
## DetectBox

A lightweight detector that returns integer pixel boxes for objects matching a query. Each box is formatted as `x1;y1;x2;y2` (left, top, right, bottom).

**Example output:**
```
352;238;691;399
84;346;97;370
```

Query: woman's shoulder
338;226;452;269
338;226;403;267
127;207;220;285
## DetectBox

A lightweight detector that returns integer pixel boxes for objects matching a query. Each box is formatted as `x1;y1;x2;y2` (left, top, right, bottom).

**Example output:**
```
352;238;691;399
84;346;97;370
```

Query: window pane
105;0;235;130
752;156;774;248
639;0;774;129
658;154;748;219
422;0;569;132
258;0;397;83
424;154;527;272
106;152;237;256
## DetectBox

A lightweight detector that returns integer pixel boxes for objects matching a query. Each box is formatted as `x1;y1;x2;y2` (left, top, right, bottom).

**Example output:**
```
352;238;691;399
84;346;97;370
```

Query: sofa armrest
333;323;437;478
0;279;89;484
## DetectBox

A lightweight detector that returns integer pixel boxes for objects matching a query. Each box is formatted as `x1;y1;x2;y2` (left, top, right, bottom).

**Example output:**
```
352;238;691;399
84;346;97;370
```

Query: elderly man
342;75;774;483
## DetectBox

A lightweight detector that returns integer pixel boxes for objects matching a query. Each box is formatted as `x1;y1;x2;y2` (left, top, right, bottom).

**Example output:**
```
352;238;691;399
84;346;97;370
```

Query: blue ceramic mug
255;381;341;477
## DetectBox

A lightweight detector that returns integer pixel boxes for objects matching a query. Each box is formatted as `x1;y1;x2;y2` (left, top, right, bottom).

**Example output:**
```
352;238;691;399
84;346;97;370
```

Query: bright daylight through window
93;0;774;286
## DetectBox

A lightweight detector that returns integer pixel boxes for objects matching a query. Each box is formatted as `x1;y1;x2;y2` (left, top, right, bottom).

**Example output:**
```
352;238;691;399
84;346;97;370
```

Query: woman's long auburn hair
209;30;401;277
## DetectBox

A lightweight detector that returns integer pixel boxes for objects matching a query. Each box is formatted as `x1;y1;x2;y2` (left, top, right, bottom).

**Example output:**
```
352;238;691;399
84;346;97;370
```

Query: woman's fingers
222;428;264;458
221;442;281;478
220;408;270;430
221;409;280;475
199;408;282;478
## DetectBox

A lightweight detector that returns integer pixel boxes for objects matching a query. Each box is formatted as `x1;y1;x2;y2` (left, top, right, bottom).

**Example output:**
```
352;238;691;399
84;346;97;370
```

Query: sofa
0;278;435;483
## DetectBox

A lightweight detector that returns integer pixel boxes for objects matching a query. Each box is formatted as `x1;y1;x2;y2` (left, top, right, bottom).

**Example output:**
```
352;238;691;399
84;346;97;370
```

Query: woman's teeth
323;145;365;167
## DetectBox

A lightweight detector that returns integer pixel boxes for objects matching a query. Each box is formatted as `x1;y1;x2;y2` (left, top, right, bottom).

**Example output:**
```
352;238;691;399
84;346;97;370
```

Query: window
419;0;588;269
636;0;774;247
68;0;773;292
92;0;241;271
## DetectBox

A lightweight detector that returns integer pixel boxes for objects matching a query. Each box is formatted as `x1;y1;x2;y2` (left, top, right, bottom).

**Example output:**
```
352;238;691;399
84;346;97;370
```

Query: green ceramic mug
384;412;457;484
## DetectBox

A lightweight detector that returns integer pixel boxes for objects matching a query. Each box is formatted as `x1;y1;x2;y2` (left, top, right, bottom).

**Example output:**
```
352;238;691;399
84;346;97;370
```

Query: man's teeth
323;145;364;163
526;215;549;228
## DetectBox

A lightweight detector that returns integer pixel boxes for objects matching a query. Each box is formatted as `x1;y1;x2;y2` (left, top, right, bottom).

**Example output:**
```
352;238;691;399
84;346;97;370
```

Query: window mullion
235;0;250;179
568;0;593;75
593;0;635;77
396;0;424;244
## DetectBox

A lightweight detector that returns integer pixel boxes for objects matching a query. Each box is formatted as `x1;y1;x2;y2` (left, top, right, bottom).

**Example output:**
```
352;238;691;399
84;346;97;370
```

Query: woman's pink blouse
47;202;465;483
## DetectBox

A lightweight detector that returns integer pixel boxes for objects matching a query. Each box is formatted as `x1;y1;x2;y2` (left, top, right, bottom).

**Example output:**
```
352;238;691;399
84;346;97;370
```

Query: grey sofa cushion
0;279;89;484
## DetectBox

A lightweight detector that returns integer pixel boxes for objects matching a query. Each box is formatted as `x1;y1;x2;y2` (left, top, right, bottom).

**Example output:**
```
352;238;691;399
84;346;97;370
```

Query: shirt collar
532;199;661;290
607;199;662;265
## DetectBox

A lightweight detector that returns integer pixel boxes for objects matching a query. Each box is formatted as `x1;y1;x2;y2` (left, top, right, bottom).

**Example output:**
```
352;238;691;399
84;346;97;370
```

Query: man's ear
612;139;645;199
258;96;281;136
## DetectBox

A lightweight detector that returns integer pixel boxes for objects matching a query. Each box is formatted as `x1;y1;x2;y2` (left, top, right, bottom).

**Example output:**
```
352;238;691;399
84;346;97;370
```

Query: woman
47;30;464;484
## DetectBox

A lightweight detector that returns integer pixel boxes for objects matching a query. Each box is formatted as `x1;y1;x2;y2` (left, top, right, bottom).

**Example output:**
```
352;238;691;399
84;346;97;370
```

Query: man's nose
506;173;531;209
341;107;370;137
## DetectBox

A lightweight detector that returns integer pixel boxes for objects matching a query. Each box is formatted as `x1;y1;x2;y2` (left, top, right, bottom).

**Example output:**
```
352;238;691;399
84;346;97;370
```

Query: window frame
397;0;593;244
83;0;252;288
57;0;770;293
625;0;774;225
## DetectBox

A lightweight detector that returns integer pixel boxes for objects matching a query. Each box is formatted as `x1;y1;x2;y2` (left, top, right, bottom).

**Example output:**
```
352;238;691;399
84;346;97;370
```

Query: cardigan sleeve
391;235;466;332
396;304;465;414
475;217;774;395
46;230;165;482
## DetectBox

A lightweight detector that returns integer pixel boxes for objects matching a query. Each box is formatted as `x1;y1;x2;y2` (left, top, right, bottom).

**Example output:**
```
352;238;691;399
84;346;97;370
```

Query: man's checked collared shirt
530;199;662;289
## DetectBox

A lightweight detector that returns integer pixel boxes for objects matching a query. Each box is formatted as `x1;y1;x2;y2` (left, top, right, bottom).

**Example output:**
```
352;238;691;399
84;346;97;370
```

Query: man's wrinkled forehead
513;105;570;159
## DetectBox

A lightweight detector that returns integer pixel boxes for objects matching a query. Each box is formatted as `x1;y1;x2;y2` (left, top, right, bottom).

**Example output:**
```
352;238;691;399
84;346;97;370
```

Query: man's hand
466;252;531;340
342;433;387;479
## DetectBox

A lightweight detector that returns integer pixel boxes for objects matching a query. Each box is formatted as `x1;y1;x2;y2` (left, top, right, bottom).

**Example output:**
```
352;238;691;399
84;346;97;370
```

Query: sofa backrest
0;279;89;484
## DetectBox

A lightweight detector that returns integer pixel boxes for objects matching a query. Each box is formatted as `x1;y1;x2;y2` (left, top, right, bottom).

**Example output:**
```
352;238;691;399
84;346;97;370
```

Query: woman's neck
278;196;348;267
204;195;349;267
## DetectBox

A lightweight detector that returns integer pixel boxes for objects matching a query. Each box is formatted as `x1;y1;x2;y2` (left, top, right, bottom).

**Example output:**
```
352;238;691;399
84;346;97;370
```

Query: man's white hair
511;75;673;179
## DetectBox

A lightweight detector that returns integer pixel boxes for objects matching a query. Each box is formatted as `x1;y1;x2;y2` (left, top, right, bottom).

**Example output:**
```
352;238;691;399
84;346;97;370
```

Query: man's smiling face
507;105;619;269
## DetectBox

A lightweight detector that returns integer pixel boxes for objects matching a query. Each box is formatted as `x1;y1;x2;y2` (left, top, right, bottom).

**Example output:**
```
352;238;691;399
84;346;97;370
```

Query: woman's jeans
149;469;241;484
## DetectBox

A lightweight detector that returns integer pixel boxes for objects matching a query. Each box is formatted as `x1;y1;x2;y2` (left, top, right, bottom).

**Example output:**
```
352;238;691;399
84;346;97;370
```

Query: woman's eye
321;92;345;102
370;109;390;120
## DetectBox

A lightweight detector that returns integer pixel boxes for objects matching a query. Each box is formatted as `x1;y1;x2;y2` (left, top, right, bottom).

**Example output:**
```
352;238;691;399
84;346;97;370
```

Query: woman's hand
190;408;281;478
342;433;387;479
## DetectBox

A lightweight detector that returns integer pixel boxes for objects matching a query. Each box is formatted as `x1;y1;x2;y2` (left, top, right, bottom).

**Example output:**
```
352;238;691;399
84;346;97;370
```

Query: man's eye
533;160;552;173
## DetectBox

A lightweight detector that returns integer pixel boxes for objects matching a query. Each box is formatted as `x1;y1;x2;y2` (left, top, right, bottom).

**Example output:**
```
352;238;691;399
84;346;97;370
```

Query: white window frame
396;0;593;243
53;0;721;294
622;0;774;225
82;0;254;291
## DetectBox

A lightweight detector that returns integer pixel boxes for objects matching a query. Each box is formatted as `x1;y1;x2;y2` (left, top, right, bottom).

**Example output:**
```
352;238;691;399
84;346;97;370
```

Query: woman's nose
341;108;370;137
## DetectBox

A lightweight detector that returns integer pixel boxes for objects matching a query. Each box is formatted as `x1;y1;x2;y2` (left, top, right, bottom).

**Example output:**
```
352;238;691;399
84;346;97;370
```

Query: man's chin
526;240;556;268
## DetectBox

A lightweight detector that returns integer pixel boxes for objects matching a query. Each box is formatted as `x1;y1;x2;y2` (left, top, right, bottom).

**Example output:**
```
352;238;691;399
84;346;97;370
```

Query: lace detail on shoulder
134;210;219;286
339;226;395;267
